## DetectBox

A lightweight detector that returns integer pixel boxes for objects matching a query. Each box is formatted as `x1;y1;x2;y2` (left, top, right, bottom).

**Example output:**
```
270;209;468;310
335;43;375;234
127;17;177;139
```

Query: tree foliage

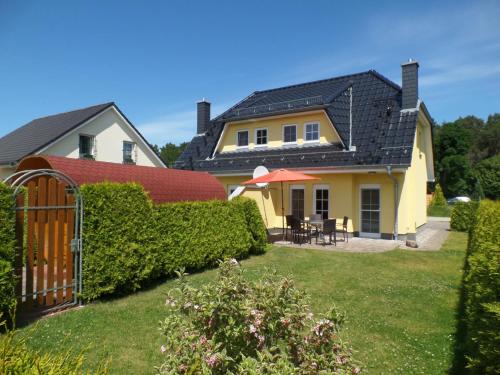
152;142;188;167
433;113;500;199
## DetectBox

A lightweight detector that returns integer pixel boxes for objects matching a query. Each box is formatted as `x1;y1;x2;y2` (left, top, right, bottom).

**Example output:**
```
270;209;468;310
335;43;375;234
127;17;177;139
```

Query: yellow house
176;60;435;242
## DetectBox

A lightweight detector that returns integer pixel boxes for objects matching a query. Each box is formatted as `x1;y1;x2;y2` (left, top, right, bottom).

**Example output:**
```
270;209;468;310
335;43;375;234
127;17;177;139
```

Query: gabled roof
17;155;226;203
175;70;424;173
0;102;166;167
0;103;114;165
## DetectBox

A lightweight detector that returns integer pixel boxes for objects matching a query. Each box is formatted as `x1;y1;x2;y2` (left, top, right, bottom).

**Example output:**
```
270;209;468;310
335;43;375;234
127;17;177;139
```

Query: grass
19;232;467;374
428;204;452;217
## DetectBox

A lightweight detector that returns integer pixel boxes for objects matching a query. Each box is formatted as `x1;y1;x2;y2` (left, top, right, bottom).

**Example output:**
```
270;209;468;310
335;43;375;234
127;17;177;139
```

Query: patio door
290;186;304;219
360;186;381;238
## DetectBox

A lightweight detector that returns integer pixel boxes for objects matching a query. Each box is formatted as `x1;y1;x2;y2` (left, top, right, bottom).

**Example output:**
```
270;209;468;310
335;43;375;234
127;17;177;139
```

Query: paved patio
273;217;450;253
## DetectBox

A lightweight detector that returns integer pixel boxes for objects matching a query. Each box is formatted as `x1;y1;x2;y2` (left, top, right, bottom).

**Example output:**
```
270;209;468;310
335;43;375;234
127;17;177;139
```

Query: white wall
41;107;163;167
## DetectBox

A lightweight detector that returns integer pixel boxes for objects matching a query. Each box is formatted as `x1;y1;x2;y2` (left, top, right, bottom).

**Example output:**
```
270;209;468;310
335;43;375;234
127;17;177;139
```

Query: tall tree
153;142;188;167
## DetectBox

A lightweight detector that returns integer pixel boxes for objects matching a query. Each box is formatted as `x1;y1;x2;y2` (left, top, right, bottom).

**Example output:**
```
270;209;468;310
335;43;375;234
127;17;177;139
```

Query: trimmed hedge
231;196;267;254
81;182;267;301
450;201;479;232
463;200;500;373
154;200;252;274
0;183;16;317
80;183;159;301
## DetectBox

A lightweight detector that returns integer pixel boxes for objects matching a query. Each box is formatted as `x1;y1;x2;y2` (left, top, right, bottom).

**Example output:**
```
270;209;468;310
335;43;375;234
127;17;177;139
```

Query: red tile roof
17;155;226;203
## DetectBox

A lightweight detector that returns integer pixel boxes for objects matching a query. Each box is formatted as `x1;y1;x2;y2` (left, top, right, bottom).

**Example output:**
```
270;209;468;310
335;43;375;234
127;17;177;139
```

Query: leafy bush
158;260;359;374
80;183;159;301
0;183;16;317
450;201;479;232
0;317;109;374
231;197;267;254
154;200;252;275
463;200;500;373
81;183;268;301
429;183;447;208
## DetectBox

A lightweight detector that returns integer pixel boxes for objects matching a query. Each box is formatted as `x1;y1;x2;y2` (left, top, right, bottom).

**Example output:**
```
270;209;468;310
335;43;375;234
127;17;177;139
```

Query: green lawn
427;204;452;217
20;232;467;374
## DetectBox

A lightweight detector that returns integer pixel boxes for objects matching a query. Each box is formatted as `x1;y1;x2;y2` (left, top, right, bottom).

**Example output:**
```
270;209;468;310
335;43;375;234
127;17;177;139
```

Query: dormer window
255;128;268;146
283;125;297;144
305;122;320;142
79;134;95;159
237;130;249;148
123;141;136;164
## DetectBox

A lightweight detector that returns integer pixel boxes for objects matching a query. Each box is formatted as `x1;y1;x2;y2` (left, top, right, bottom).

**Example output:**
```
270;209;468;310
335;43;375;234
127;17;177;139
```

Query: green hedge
80;183;159;301
0;183;16;317
231;197;267;254
81;183;267;301
450;201;479;232
463;200;500;373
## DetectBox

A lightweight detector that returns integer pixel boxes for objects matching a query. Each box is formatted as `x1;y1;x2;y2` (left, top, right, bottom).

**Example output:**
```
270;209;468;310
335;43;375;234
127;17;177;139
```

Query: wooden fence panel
65;194;75;301
25;180;37;311
56;182;66;303
36;177;47;305
46;178;57;305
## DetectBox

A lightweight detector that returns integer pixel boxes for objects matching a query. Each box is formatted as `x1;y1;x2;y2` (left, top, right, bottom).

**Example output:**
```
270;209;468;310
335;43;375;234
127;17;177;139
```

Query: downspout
386;166;399;241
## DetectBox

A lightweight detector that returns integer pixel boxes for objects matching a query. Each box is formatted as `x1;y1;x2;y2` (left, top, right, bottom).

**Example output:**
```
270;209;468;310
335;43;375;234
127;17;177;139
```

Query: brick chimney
197;99;211;134
401;59;419;109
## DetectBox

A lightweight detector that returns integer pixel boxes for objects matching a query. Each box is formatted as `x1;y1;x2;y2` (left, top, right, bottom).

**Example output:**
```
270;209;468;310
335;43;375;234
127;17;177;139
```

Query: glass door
360;187;380;237
291;187;305;219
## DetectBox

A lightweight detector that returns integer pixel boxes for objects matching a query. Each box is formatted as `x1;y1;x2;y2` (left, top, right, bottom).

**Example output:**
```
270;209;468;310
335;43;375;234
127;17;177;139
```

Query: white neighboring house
0;102;166;179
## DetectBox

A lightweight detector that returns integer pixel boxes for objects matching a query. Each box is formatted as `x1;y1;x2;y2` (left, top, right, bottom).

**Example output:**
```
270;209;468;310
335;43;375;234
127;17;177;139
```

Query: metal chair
337;216;349;242
291;217;311;245
319;218;336;246
309;214;321;242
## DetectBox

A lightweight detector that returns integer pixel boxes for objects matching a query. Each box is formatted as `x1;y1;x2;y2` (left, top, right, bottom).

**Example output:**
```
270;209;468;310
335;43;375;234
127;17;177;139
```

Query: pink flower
160;345;167;353
199;335;208;345
249;324;257;333
205;354;218;368
229;258;239;266
352;367;361;374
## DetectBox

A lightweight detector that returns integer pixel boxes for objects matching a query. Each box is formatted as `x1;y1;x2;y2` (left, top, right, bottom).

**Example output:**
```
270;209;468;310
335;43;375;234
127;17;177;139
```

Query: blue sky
0;0;499;145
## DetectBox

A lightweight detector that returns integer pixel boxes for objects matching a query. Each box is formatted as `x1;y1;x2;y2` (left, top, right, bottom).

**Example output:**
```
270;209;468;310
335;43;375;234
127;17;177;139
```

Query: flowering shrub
157;260;359;374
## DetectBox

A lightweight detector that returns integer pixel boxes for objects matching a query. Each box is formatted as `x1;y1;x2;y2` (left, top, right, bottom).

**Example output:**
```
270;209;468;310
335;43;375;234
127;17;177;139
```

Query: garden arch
3;169;83;315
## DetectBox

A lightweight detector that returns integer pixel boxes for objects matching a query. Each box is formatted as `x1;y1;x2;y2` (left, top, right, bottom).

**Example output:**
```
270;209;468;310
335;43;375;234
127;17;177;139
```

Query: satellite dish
253;165;269;188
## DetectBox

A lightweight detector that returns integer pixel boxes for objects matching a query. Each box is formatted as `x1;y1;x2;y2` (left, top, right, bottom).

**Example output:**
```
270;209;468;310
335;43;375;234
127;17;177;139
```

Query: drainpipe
386;166;399;241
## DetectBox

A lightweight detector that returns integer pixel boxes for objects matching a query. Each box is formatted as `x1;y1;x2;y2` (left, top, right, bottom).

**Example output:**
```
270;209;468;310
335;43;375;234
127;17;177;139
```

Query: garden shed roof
17;155;226;203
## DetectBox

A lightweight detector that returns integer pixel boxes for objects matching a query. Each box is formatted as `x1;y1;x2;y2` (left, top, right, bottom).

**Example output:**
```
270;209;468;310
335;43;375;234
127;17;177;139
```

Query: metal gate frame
3;168;83;312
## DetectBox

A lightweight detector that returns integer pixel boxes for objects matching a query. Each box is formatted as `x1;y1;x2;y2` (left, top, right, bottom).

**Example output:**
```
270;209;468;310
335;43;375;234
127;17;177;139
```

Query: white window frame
79;133;95;159
359;184;381;239
123;141;136;164
236;129;249;148
254;128;268;147
313;184;330;219
228;184;239;198
282;124;297;145
304;122;320;143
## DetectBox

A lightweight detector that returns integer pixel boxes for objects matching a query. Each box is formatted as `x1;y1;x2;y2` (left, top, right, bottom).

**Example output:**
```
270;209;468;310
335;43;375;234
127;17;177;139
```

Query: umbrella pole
281;181;285;241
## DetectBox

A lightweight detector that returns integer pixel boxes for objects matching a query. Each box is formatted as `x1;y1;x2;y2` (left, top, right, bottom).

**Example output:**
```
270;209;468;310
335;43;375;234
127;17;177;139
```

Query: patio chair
319;218;336;246
337;216;349;243
291;217;311;245
309;213;321;243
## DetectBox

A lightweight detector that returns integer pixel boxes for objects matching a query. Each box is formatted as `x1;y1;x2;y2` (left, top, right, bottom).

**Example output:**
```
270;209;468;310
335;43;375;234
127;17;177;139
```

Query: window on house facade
314;185;329;219
79;134;95;159
123;141;136;164
237;130;249;147
305;123;320;142
255;128;268;146
283;125;297;143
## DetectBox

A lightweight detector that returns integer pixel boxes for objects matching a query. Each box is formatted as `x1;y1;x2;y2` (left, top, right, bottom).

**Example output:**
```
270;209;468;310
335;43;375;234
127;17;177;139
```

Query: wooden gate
5;169;82;315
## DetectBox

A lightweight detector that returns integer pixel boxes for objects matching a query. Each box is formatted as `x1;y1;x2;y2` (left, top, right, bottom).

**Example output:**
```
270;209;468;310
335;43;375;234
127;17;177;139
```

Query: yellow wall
219;172;404;236
218;111;341;153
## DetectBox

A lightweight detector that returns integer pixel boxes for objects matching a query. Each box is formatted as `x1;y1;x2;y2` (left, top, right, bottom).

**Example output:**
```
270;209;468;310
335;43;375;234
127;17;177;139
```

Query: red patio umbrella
242;169;319;240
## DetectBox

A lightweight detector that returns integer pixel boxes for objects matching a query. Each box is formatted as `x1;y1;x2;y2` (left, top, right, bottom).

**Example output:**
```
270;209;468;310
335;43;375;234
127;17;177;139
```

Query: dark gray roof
175;70;426;173
0;103;114;165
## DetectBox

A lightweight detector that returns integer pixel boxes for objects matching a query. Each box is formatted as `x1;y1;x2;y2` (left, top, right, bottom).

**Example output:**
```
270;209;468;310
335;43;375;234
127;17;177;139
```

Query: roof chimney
197;99;211;134
401;59;419;109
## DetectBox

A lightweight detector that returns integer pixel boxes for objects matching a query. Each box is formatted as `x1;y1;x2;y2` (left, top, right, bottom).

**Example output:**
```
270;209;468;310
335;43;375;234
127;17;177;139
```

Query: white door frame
359;184;381;238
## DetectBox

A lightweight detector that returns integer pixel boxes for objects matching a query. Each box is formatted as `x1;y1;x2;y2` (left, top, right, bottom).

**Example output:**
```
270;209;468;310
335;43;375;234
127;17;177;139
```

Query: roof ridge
368;70;401;91
29;102;114;122
253;71;372;95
